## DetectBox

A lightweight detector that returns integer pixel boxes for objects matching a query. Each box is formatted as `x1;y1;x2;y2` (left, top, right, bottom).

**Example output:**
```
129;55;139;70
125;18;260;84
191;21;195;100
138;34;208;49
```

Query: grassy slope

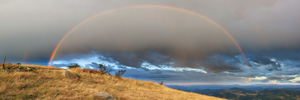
0;65;226;100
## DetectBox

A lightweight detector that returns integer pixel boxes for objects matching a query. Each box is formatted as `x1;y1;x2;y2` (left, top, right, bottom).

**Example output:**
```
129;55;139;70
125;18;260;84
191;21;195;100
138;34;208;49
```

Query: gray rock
93;92;116;100
64;70;79;80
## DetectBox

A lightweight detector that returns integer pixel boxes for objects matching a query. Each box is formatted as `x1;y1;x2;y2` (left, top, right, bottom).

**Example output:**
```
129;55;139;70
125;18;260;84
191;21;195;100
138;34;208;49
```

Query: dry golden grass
21;64;64;70
0;65;226;100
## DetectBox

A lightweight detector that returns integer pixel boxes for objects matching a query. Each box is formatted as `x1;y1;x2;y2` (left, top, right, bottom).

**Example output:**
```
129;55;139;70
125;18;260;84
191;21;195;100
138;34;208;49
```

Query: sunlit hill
0;64;225;100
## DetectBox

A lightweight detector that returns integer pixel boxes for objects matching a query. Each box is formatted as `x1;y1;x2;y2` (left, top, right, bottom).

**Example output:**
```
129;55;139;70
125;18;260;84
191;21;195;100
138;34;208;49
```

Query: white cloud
141;62;207;73
252;76;267;80
290;77;300;83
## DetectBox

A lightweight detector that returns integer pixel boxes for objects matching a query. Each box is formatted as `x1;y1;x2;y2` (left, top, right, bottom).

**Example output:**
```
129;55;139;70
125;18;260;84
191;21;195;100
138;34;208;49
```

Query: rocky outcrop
93;92;116;100
64;70;79;80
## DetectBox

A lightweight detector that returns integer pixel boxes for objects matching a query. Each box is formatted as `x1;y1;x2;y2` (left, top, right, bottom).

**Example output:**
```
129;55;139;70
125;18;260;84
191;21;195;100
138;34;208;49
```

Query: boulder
64;70;79;80
93;92;116;100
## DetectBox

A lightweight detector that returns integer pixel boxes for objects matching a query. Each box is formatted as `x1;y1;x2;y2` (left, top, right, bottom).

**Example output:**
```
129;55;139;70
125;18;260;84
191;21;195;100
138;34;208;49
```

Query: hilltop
0;64;225;100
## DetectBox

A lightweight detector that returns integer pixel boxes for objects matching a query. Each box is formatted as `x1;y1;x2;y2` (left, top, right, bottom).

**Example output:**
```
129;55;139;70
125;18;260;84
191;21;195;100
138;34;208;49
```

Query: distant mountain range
167;85;300;100
203;88;300;100
167;84;300;91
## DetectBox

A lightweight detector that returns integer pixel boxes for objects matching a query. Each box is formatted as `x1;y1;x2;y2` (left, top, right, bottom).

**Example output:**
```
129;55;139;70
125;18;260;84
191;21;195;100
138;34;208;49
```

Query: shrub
68;64;80;69
82;68;101;74
159;81;164;85
16;63;22;69
98;64;111;75
115;69;126;78
16;63;21;65
25;67;36;72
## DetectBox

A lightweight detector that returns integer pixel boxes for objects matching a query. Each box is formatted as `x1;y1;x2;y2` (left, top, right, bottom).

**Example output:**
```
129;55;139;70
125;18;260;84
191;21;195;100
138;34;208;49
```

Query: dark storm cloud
99;52;172;68
72;52;245;74
250;57;282;71
57;6;238;63
248;49;300;61
272;67;300;75
225;71;266;78
124;68;246;84
251;75;297;83
52;0;300;72
2;0;300;63
267;75;296;81
51;53;300;84
55;6;241;71
202;55;244;73
248;53;300;75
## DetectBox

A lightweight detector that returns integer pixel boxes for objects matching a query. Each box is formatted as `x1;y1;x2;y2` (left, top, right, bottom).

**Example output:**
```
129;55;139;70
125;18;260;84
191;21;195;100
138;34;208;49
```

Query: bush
25;67;36;72
16;63;21;65
115;69;126;78
82;68;101;74
98;64;111;75
68;64;80;69
159;81;164;85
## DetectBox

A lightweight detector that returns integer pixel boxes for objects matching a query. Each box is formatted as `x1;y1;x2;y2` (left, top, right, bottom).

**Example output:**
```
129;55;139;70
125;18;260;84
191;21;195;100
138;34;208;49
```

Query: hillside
0;64;225;100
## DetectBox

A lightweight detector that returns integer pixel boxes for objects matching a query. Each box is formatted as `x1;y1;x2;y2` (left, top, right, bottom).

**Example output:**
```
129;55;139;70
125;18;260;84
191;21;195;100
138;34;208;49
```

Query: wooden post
2;54;6;71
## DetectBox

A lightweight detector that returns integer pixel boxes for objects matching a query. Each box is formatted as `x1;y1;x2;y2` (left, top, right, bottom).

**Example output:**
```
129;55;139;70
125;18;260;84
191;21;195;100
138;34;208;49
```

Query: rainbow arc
48;4;251;81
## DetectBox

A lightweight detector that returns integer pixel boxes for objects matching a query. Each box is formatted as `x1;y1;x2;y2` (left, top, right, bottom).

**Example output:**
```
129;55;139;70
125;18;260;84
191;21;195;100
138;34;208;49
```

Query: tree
98;64;111;74
68;64;80;69
115;69;126;78
16;63;21;65
159;81;164;85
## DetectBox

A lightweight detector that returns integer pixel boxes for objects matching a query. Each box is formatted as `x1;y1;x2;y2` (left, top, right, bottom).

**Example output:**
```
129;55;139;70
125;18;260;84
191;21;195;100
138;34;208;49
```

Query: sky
1;0;300;85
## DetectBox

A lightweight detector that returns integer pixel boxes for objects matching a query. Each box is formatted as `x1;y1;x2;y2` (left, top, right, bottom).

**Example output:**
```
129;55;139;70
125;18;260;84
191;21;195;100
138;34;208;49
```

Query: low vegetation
0;64;225;100
115;69;126;78
68;64;80;69
194;87;300;100
98;64;112;75
159;81;164;85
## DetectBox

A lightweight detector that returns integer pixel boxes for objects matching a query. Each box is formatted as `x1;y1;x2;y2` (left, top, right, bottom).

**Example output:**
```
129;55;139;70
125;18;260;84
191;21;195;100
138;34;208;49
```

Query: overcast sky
1;0;300;85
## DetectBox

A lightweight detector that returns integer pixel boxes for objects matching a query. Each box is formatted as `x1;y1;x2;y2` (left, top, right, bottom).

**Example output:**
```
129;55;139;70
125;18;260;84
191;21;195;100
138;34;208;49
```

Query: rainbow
48;4;250;81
